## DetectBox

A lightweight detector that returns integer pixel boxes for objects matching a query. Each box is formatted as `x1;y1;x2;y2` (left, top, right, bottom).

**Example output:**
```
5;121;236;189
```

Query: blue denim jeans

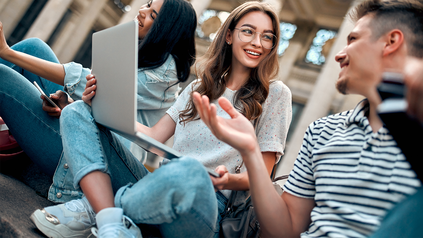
0;38;63;176
59;101;224;237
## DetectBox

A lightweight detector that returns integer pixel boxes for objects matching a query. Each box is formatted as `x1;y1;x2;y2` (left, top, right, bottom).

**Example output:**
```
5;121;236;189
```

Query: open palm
192;92;258;155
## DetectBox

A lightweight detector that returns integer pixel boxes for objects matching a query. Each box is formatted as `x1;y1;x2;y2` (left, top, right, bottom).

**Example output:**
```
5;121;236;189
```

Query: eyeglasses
234;27;277;49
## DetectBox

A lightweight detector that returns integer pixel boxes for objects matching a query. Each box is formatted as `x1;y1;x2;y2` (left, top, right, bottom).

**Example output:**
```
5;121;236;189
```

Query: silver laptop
91;20;182;159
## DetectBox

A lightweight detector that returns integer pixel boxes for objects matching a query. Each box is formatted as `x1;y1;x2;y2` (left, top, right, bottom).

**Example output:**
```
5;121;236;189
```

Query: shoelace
64;199;86;213
91;224;132;238
64;199;96;225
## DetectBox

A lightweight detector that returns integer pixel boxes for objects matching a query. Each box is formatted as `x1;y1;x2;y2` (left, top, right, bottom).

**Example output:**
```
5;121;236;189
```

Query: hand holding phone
206;167;220;178
33;81;61;109
377;72;423;180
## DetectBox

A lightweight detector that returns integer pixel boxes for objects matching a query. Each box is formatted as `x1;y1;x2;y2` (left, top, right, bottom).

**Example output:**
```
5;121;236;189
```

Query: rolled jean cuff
114;183;133;208
73;162;109;189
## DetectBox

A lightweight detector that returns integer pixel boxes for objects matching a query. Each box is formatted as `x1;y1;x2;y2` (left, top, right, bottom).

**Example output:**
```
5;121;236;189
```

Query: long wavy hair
179;1;280;123
137;0;197;83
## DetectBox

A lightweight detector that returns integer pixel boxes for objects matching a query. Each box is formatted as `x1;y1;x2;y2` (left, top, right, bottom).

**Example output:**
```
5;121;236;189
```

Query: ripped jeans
57;101;227;237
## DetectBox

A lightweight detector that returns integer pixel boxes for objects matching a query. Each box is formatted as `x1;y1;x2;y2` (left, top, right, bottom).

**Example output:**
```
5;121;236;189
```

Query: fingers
215;165;228;175
82;75;96;106
210;165;229;191
82;92;95;106
41;95;61;117
86;73;95;81
193;92;221;136
218;97;240;119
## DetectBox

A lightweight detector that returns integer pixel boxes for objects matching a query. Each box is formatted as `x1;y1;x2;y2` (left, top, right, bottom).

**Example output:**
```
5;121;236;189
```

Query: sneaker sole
30;209;92;238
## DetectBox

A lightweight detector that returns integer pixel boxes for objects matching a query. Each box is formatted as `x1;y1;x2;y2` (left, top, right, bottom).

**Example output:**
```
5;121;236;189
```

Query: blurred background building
0;0;364;178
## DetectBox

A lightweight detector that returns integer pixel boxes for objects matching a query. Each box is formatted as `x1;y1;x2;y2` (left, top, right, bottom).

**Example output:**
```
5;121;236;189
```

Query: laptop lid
90;21;183;160
91;20;138;135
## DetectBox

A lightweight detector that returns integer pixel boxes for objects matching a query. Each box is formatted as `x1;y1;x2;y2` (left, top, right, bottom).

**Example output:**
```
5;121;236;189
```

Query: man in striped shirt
193;0;423;237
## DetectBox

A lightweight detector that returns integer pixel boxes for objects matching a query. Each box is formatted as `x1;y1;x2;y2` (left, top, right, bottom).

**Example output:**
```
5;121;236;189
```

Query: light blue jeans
60;101;225;238
0;38;63;176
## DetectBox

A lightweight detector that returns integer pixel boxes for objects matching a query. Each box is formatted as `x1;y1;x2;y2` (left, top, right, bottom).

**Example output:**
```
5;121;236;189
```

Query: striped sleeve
283;122;317;199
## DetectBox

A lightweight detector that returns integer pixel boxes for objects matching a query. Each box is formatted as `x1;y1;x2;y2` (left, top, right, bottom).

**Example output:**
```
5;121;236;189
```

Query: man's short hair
349;0;423;58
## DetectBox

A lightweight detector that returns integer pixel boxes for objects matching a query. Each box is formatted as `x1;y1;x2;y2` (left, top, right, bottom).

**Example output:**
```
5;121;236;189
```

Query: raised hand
192;92;259;156
0;21;10;59
82;74;97;106
404;57;423;122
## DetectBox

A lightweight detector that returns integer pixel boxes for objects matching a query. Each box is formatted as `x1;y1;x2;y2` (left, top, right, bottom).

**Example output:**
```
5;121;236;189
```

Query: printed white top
167;79;292;197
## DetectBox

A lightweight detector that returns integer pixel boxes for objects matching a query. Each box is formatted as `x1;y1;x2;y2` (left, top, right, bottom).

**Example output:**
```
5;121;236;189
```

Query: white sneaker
30;197;96;238
91;208;142;238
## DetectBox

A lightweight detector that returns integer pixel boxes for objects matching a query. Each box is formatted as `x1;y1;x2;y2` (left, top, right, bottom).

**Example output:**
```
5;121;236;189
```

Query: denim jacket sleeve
62;62;91;101
136;55;180;110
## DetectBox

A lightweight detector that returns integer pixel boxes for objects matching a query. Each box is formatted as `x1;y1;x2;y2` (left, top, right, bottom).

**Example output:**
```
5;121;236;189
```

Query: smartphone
206;167;220;178
377;72;422;180
33;81;61;109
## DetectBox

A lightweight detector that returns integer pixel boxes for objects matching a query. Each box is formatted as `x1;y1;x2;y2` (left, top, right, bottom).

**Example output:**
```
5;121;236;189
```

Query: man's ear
226;29;233;45
382;29;404;56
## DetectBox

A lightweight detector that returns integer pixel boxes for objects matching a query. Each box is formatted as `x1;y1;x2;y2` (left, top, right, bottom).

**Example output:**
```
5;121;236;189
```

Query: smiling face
134;0;164;39
226;11;274;70
335;14;386;96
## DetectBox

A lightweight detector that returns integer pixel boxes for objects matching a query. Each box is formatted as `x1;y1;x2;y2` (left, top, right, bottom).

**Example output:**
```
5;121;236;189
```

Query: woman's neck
225;63;251;91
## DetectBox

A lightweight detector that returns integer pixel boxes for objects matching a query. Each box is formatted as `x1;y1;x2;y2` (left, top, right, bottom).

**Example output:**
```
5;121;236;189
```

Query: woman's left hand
210;165;230;191
82;74;97;106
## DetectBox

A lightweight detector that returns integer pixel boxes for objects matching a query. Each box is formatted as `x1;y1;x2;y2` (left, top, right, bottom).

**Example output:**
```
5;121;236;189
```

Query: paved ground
0;153;54;237
0;153;162;238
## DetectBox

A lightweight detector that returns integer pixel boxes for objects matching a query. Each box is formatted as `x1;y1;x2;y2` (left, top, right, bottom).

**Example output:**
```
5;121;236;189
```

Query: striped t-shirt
284;100;421;238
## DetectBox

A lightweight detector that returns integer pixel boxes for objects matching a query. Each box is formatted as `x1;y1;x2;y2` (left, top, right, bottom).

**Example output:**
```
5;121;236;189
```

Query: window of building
305;29;337;65
47;9;72;47
6;0;48;46
287;102;304;142
196;10;230;41
278;22;297;56
113;0;132;12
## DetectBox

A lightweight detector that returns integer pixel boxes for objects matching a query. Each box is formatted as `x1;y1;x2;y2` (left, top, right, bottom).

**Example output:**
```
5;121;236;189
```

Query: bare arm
136;114;175;144
193;92;314;237
0;22;65;85
242;146;314;237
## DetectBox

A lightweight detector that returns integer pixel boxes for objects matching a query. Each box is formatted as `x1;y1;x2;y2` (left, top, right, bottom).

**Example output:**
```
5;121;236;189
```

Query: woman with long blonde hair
39;1;292;237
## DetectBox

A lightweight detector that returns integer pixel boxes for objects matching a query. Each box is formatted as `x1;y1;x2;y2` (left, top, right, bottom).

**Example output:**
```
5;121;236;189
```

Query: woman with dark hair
37;1;292;238
0;0;195;175
0;0;196;237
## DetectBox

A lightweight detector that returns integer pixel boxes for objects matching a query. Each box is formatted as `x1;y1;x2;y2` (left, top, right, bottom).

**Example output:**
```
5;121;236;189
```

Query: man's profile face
335;14;385;96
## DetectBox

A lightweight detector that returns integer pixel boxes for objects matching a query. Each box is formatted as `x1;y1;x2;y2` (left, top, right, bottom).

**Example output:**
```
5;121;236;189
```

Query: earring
227;41;231;45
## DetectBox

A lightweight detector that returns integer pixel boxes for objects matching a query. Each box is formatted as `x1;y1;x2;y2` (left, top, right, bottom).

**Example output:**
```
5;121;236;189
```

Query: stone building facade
0;0;365;178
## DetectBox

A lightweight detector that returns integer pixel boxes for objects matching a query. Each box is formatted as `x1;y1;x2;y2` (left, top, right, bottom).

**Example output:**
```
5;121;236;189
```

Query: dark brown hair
179;1;280;124
350;0;423;58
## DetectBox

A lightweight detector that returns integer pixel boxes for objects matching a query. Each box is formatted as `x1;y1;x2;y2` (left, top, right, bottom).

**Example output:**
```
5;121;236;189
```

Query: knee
14;38;47;51
60;100;92;126
0;64;10;74
0;64;15;84
164;157;212;189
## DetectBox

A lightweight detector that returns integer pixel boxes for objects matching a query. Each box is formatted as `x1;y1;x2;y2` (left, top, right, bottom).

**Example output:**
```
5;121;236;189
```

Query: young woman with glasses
36;1;292;237
0;0;197;237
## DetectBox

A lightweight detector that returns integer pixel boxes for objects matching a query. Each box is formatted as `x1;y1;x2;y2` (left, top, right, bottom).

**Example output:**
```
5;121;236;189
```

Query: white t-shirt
166;80;292;197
